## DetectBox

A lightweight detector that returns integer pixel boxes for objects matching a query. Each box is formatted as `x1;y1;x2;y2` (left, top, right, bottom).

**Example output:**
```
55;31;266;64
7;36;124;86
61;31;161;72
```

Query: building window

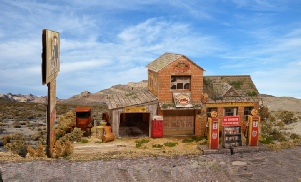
206;107;217;117
224;107;238;116
244;107;253;121
170;76;191;90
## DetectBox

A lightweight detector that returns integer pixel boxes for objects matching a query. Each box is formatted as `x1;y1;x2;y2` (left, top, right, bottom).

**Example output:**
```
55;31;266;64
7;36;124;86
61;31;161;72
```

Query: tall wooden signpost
41;29;60;157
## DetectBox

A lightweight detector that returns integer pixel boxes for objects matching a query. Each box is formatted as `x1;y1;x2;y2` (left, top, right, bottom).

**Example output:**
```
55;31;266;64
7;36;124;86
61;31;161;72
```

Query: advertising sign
42;29;60;85
173;92;193;108
222;116;240;126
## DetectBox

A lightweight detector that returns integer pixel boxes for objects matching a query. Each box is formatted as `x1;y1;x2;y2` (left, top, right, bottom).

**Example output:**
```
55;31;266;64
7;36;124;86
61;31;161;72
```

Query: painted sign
206;102;254;107
173;93;193;107
42;29;60;85
222;116;240;126
124;106;147;113
174;60;190;73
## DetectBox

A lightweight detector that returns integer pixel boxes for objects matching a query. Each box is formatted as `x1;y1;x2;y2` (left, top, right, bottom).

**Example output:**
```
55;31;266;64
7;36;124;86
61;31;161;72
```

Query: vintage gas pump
207;111;220;149
245;109;260;146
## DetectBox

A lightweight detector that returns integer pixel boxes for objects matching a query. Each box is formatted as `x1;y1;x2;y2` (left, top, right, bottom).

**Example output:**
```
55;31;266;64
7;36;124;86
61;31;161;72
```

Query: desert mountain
1;80;301;112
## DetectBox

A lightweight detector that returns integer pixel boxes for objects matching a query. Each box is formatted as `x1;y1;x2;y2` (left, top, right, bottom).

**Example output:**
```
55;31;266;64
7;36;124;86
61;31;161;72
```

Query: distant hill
1;80;301;112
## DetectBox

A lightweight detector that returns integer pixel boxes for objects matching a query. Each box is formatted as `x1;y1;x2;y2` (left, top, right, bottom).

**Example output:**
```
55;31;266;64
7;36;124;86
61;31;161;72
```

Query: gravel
1;146;300;181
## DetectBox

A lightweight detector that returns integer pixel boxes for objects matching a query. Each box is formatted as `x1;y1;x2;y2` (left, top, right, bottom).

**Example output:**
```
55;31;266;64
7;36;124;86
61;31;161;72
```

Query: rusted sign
42;29;60;85
124;106;147;113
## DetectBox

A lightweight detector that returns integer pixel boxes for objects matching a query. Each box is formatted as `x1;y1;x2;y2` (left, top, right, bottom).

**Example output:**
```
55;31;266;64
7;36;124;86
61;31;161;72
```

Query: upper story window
170;76;191;90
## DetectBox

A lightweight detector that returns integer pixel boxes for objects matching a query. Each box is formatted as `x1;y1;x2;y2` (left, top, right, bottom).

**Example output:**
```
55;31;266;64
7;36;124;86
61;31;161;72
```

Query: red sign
174;61;190;73
222;116;240;126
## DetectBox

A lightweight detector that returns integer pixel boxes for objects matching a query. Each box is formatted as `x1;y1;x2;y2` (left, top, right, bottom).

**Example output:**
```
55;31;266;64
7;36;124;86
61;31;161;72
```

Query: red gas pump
245;109;260;146
207;111;220;149
151;116;163;138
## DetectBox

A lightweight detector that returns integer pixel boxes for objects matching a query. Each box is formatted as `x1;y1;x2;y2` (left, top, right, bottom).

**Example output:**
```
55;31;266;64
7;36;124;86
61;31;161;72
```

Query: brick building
105;52;260;138
146;52;260;136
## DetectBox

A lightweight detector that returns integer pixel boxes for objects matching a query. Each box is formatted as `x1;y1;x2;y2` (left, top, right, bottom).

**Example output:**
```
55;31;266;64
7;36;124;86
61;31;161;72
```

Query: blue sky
0;0;301;99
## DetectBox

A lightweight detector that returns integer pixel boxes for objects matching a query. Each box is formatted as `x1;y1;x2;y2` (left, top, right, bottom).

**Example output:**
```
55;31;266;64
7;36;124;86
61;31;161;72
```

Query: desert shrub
275;110;298;125
53;140;63;158
27;145;36;157
56;110;76;137
164;142;178;147
59;127;83;143
290;133;301;139
135;139;150;148
152;144;163;148
182;136;207;143
36;144;46;157
4;133;28;157
53;140;74;158
64;141;74;156
259;106;271;122
81;139;89;143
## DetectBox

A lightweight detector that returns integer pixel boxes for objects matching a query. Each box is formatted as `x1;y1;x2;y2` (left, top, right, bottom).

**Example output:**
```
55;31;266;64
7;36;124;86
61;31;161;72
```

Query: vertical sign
42;29;60;85
42;29;60;157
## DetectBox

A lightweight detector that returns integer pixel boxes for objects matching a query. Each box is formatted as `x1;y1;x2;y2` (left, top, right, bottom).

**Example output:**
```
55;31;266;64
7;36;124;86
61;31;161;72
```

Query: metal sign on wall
41;29;60;157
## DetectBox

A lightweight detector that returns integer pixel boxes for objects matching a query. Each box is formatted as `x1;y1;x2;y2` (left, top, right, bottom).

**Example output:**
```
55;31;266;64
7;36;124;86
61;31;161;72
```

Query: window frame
170;76;191;91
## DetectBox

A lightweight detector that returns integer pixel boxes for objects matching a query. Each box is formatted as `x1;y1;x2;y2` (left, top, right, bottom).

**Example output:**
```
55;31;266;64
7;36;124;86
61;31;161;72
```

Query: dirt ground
0;139;300;181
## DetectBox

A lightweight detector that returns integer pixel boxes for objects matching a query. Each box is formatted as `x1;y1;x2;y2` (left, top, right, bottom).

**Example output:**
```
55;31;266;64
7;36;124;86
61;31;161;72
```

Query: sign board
222;116;240;126
124;106;147;113
173;92;193;108
42;29;60;85
206;102;254;108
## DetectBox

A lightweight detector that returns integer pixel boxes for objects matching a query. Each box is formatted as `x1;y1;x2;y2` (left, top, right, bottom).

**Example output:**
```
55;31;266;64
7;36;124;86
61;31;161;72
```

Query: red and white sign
222;116;240;126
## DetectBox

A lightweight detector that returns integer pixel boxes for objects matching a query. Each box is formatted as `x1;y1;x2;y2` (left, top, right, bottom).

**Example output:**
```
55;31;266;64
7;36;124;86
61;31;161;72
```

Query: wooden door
163;110;195;136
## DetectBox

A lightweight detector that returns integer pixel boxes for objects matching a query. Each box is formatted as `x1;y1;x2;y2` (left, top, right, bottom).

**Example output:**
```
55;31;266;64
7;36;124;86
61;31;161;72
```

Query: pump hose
244;125;248;138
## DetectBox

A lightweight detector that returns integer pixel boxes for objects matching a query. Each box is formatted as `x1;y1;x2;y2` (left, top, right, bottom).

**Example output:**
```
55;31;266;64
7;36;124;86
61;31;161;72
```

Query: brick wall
155;57;204;103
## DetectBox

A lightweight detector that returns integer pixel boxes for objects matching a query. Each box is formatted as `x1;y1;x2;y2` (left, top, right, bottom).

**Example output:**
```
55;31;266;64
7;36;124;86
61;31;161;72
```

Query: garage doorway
119;113;150;138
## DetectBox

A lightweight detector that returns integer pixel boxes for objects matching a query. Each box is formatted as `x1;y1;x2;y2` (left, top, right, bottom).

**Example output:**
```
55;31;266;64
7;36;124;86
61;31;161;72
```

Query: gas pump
207;111;220;149
245;109;260;146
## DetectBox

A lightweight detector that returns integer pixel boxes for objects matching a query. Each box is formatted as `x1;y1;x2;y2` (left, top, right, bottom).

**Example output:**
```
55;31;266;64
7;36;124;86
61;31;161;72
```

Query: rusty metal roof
146;52;204;72
104;90;158;110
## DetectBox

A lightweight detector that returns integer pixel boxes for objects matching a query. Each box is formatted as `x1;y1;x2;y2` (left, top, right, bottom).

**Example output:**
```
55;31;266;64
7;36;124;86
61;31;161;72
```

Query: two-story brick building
146;52;260;136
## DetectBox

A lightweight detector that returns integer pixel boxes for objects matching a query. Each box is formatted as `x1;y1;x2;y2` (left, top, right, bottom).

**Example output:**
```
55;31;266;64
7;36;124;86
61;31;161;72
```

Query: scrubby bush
53;140;74;158
59;127;83;143
164;142;178;147
4;133;28;157
152;144;163;148
27;145;36;157
275;110;298;125
56;110;76;137
36;144;46;157
135;139;150;148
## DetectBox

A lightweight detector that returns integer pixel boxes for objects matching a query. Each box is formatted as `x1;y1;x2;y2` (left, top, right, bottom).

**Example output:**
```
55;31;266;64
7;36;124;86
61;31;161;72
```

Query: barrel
96;126;104;138
102;133;115;143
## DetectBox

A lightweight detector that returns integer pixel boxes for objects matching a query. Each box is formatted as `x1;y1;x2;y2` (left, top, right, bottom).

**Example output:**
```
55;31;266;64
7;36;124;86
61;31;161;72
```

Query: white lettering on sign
253;120;258;127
